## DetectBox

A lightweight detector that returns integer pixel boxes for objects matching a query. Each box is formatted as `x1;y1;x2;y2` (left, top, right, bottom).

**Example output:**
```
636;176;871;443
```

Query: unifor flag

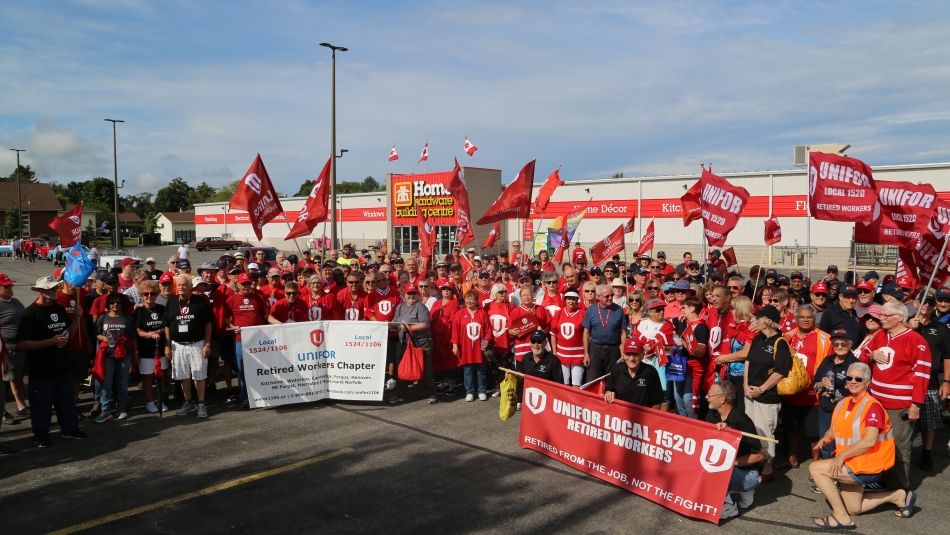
286;156;331;239
699;169;750;247
622;217;635;234
415;206;438;262
532;166;563;215
854;180;937;247
637;220;654;257
230;154;284;241
591;224;625;266
64;243;96;287
548;199;591;263
447;158;476;247
680;176;704;226
764;217;782;245
49;202;83;247
481;221;501;248
477;160;536;224
464;137;478;156
902;198;950;289
388;145;399;162
808;152;876;222
418;142;429;163
722;247;738;267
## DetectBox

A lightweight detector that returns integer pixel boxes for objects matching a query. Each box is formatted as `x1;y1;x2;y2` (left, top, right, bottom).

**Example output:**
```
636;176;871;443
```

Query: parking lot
1;247;949;534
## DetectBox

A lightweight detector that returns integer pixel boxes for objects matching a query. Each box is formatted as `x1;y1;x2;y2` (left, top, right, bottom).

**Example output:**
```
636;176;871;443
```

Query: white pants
171;341;207;381
562;364;585;387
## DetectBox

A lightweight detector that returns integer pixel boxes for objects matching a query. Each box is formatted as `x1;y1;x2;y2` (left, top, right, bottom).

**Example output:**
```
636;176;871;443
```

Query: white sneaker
478;393;488;401
465;394;475;402
145;402;158;414
385;378;397;391
117;412;129;420
516;402;522;411
492;391;500;398
738;490;755;509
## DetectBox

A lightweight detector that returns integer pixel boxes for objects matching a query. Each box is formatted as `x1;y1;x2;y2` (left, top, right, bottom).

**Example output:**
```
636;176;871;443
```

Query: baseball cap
31;276;62;291
829;329;851;341
0;273;15;287
529;331;547;344
176;259;191;270
839;284;858;297
435;261;447;268
236;273;253;284
790;271;804;280
622;338;644;355
881;284;905;301
861;303;883;321
145;257;156;264
753;305;780;323
857;280;875;292
234;252;245;259
191;276;209;288
810;281;828;295
827;264;839;273
765;269;778;278
589;267;603;275
478;271;491;279
564;290;579;300
672;280;692;293
159;272;175;284
646;299;667;310
687;260;700;269
656;251;666;259
198;262;218;273
247;262;261;271
863;270;880;281
120;257;137;268
403;283;419;294
661;281;675;292
518;271;532;281
936;288;950;301
777;276;789;286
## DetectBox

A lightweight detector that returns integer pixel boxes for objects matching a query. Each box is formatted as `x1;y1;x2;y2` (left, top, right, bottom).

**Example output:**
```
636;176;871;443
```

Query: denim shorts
845;466;882;487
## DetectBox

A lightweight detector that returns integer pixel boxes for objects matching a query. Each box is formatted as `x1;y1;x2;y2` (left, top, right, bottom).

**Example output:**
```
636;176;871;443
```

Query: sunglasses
141;292;157;296
545;281;557;285
346;281;360;285
418;285;429;288
647;287;659;291
530;341;545;346
584;290;595;293
832;341;850;348
285;291;298;296
728;286;741;290
629;298;642;303
859;289;872;294
844;376;865;383
769;299;780;304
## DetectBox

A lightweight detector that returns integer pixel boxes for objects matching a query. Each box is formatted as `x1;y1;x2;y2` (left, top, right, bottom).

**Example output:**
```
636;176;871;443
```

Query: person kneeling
808;362;917;530
707;381;764;519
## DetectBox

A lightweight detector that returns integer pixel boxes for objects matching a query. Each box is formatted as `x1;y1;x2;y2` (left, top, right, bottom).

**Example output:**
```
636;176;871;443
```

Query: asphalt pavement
1;247;948;534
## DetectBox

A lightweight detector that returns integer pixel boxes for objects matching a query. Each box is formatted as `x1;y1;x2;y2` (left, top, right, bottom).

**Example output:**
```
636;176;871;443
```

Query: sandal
813;515;856;530
896;490;917;518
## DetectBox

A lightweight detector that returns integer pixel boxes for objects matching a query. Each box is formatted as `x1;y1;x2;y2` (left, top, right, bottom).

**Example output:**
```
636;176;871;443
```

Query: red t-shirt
450;307;490;366
846;397;886;430
225;293;268;341
269;298;309;323
365;286;402;323
335;288;366;321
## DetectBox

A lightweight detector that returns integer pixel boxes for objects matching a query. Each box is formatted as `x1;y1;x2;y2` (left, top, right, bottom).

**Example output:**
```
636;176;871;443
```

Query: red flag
285;157;331;240
637;220;654;257
49;202;83;247
229;154;284;241
722;247;738;267
699;168;750;247
463;137;478;156
447;158;476;247
903;199;950;288
458;253;474;276
808;152;876;222
590;225;625;266
477;160;536;224
416;207;437;261
622;217;635;234
481;221;501;248
532;167;564;215
418;142;429;163
388;145;398;162
680;178;703;226
764;217;782;245
854;180;937;247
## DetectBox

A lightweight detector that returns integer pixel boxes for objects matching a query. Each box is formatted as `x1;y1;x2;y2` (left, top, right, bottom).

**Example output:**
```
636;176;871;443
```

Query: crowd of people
1;240;947;528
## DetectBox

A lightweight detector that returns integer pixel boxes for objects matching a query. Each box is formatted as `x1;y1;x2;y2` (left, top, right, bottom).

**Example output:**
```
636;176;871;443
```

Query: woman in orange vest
808;362;917;529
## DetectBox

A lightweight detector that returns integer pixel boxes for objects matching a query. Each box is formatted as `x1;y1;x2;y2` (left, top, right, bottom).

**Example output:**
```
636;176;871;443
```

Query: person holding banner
809;362;915;529
706;380;764;519
226;273;269;407
604;338;663;408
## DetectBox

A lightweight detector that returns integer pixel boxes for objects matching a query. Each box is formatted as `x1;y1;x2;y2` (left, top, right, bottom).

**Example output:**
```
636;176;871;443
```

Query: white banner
240;320;388;408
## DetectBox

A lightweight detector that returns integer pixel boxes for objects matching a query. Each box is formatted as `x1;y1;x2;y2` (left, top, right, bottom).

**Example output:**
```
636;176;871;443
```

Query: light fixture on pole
9;148;25;237
104;119;126;249
319;41;347;249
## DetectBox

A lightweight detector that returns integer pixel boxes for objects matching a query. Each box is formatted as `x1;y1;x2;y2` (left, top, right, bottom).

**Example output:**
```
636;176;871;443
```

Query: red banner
764;217;782;245
49;202;83;247
637;220;654;257
808;152;876;222
681;179;703;226
699;169;750;247
519;376;739;523
478;159;536;224
482;221;501;248
591;225;625;266
448;158;476;247
904;199;950;288
285;156;331;239
722;247;738;267
532;167;563;215
623;217;635;234
855;180;937;247
229;154;284;240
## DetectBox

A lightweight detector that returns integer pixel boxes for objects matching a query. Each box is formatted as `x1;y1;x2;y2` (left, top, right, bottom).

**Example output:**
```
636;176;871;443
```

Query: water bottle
823;370;835;396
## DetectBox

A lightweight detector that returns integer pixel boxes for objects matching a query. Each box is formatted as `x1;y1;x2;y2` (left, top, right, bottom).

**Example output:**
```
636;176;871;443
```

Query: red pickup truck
189;237;247;251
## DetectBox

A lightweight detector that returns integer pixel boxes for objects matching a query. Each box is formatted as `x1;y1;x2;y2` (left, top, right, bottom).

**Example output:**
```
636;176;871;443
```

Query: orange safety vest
831;393;895;475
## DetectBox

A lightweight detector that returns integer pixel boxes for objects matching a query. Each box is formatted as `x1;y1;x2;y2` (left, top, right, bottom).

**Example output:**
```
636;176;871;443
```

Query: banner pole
283;221;306;258
805;155;812;282
852;227;858;285
320;220;328;261
919;231;950;304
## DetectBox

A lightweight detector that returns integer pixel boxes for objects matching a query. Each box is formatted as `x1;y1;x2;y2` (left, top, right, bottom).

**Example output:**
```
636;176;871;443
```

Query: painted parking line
47;447;354;535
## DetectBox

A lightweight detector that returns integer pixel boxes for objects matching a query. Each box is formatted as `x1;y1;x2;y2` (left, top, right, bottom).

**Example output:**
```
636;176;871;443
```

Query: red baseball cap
236;273;253;284
119;257;137;268
404;283;419;294
0;273;15;287
810;281;828;295
857;280;875;292
159;272;175;284
622;338;644;355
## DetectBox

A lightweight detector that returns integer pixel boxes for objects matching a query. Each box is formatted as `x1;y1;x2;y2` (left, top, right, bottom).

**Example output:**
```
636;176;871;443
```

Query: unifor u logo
309;305;322;321
490;315;507;337
466;322;481;342
699;439;737;473
244;173;262;195
310;329;324;347
378;301;392;315
560;323;575;338
523;387;547;415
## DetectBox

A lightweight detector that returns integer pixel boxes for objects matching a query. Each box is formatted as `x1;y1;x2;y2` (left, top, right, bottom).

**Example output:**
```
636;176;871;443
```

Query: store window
393;225;456;255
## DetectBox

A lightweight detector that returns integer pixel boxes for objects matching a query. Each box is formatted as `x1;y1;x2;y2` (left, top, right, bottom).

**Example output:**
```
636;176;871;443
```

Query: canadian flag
229;154;285;241
388;145;399;162
285;156;331;239
637;220;654;257
464;137;478;156
48;202;83;247
590;225;625;266
482;221;501;248
418;142;429;163
764;217;782;245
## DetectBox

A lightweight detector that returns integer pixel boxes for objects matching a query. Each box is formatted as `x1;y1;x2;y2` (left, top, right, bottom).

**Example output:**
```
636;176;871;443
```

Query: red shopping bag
397;336;424;382
92;341;108;383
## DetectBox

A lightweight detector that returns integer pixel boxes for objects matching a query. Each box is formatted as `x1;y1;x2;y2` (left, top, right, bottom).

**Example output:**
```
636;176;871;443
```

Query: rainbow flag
548;199;591;261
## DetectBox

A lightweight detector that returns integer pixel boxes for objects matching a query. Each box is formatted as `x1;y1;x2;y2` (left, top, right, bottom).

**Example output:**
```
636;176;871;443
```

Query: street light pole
10;149;25;238
105;119;125;249
319;42;347;250
334;149;349;246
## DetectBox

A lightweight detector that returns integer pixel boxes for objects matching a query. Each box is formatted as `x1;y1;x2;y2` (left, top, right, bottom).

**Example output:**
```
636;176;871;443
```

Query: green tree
209;180;239;202
153;177;194;213
50;181;86;205
1;164;37;183
124;192;154;218
361;176;382;191
612;171;625;179
190;181;216;206
295;179;315;197
2;205;21;238
143;211;159;233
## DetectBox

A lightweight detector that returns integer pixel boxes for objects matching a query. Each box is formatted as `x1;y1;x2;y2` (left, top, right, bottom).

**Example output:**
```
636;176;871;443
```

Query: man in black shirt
706;381;764;519
19;276;86;447
518;330;563;408
163;275;213;419
911;297;950;471
818;284;863;346
143;257;164;281
604;338;663;409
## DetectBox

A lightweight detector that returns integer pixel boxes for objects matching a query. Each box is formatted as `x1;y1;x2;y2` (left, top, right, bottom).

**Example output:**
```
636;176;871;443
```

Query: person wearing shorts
135;280;168;414
163;275;213;419
911;296;950;471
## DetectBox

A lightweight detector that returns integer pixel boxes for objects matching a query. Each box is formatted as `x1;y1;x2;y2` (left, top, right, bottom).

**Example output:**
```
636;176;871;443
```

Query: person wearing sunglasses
336;274;367;321
809;362;914;529
267;281;308;324
809;281;829;322
813;329;859;466
539;271;564;321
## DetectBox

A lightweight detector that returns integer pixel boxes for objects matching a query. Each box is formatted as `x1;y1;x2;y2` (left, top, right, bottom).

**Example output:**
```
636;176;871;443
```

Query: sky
2;0;949;196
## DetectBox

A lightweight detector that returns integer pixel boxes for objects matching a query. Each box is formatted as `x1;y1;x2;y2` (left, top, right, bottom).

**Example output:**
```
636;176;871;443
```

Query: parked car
0;242;11;257
98;249;142;270
237;246;278;268
189;237;247;251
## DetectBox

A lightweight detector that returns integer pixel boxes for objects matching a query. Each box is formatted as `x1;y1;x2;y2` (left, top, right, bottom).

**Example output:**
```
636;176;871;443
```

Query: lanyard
178;296;191;318
596;305;612;331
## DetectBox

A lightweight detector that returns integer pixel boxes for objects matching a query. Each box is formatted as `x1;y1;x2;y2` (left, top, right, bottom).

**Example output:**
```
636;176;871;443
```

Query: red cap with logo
403;283;419;294
857;280;875;292
810;281;828;295
622;338;644;355
0;273;14;287
236;272;253;284
119;257;137;268
159;272;175;284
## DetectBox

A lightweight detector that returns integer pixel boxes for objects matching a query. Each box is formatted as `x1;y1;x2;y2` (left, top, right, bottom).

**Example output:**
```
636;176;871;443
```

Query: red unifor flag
482;221;501;248
532;166;564;215
854;180;937;247
230;154;284;241
622;217;636;234
477;160;537;224
722;247;738;267
636;220;654;257
680;177;704;226
591;224;625;266
464;137;478;156
286;156;331;239
699;168;750;247
388;145;399;162
448;158;476;247
418;142;429;163
808;152;876;222
458;252;474;276
764;217;782;245
48;202;83;247
903;198;950;288
519;376;740;523
416;206;437;262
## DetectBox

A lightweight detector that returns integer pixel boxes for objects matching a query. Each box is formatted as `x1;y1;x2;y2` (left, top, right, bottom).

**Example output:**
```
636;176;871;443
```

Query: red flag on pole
901;199;950;289
477;160;536;224
418;142;429;163
481;221;501;248
416;206;437;262
764;217;782;245
680;178;703;226
622;217;636;234
388;145;399;162
532;167;564;215
637;220;655;257
590;225;625;266
286;157;331;239
49;202;83;247
463;137;478;156
808;152;876;222
230;154;284;241
854;180;937;247
699;168;750;247
447;158;476;247
722;247;738;267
